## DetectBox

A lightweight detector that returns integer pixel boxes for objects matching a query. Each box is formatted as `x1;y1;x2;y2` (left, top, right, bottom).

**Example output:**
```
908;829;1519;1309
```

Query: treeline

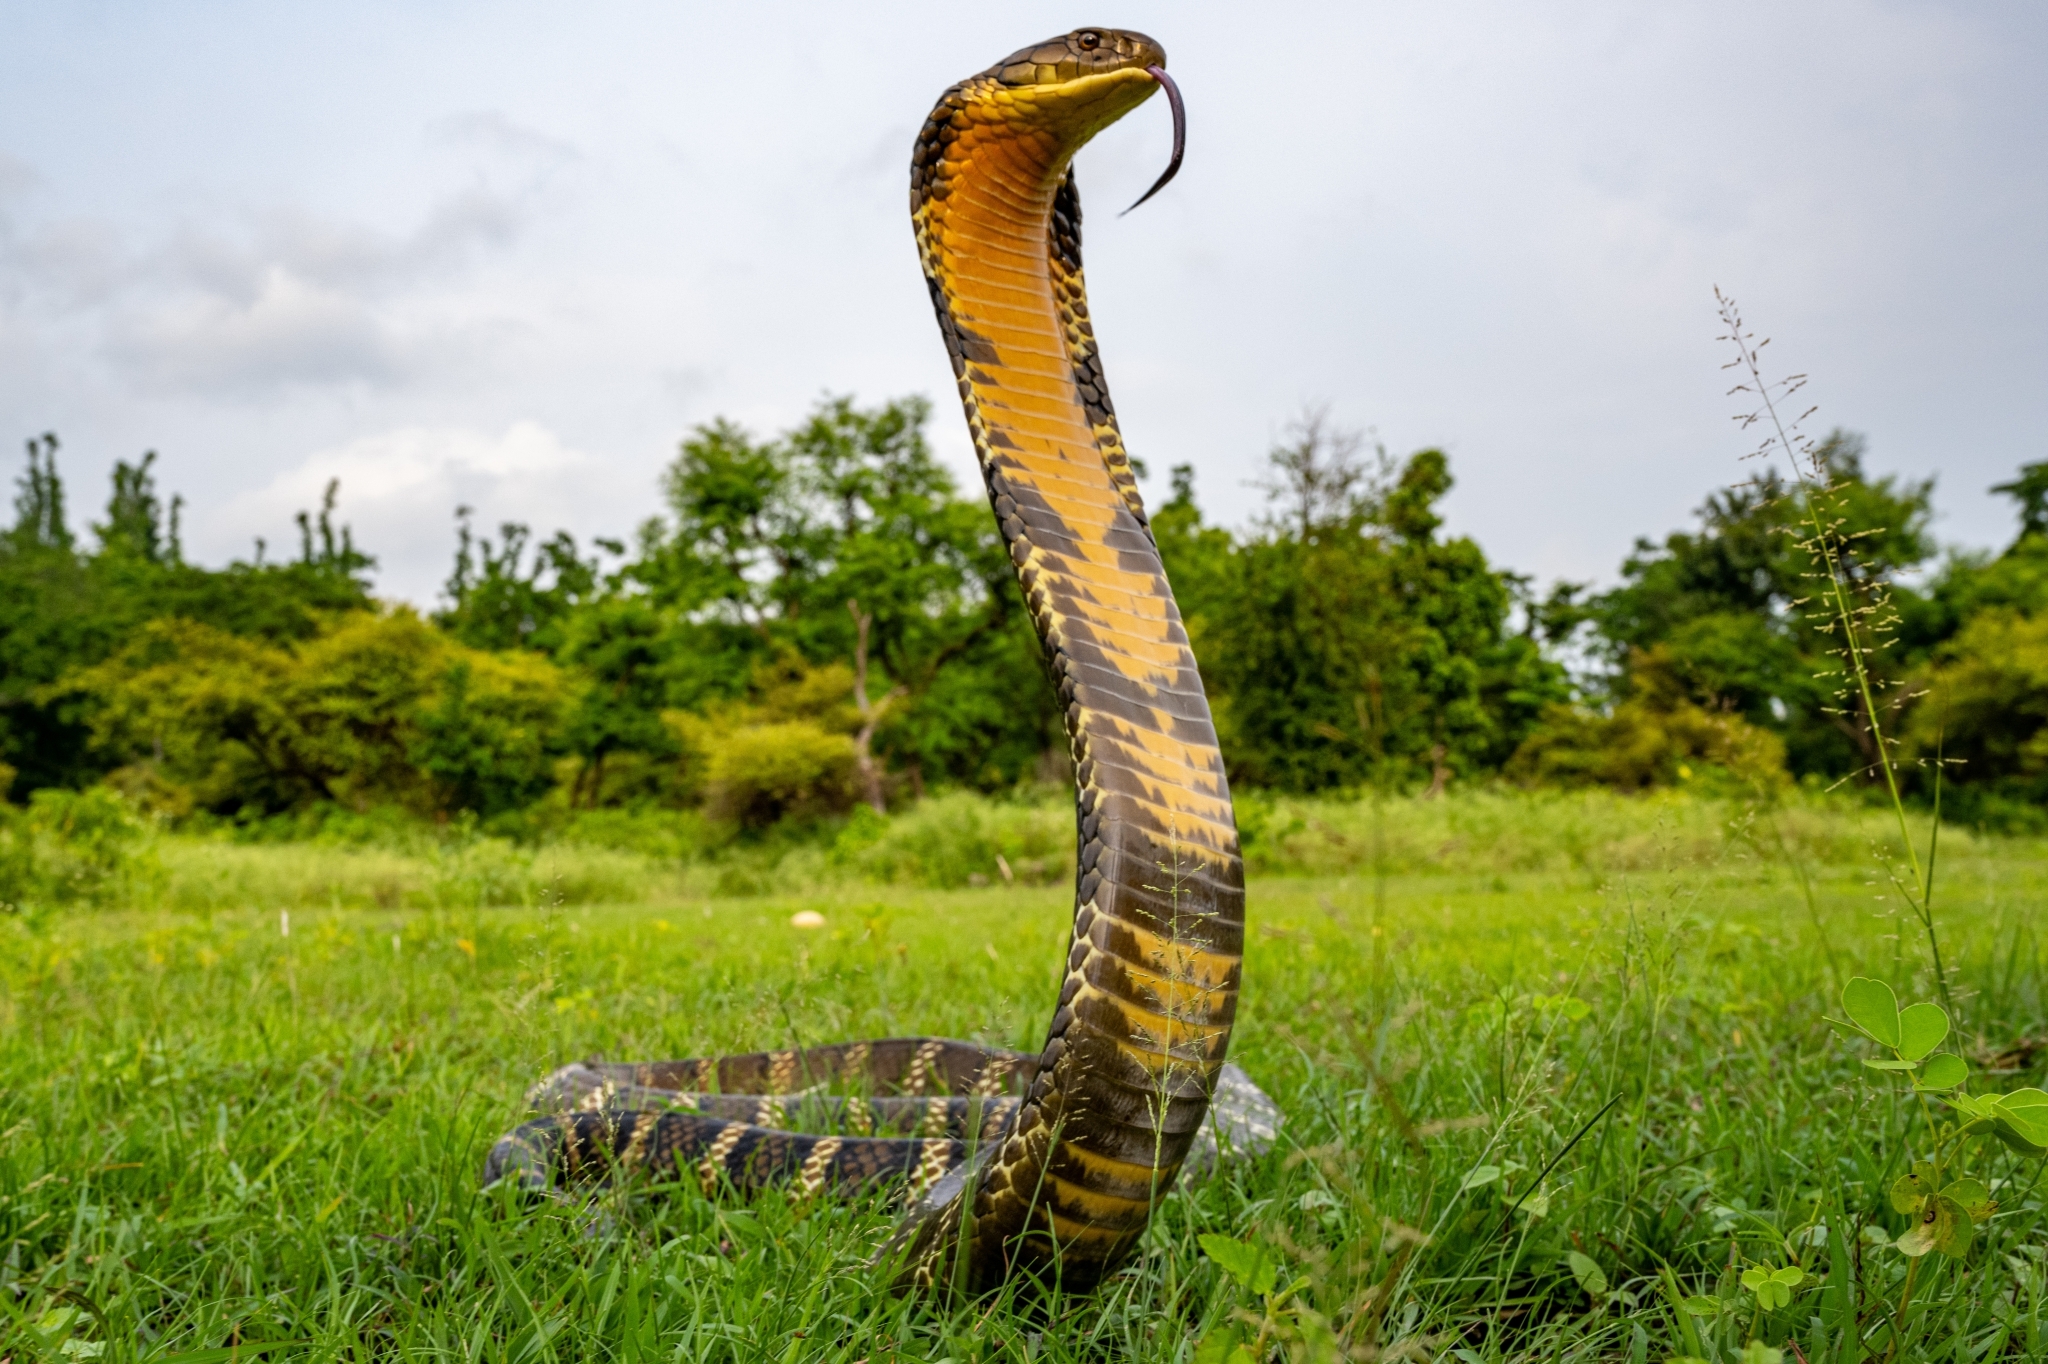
5;402;2048;836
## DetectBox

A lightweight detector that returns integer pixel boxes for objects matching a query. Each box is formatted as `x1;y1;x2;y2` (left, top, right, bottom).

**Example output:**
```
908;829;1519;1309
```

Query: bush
0;786;155;910
661;655;871;830
1904;609;2048;802
699;720;857;828
1507;649;1788;793
413;654;571;816
53;609;573;819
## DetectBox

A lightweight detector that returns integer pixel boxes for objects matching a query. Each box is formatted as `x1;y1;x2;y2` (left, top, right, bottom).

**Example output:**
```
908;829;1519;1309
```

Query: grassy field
1;793;2045;1361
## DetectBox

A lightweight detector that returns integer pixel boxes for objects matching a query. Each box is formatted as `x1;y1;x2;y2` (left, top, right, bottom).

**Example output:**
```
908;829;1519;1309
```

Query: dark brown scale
484;1112;972;1198
582;1038;1033;1098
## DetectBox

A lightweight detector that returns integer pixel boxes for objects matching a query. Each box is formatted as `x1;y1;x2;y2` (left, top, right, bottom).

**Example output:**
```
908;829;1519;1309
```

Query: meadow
1;789;2044;1362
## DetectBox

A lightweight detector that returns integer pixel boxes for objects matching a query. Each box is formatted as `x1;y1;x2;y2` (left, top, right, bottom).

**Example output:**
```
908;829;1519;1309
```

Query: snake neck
909;61;1246;1289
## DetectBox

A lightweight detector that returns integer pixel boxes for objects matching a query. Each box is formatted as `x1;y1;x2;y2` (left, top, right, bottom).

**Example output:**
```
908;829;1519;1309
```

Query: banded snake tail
483;29;1274;1296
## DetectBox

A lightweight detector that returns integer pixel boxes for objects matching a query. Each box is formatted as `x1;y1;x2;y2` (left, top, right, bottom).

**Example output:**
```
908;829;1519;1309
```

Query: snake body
485;29;1260;1294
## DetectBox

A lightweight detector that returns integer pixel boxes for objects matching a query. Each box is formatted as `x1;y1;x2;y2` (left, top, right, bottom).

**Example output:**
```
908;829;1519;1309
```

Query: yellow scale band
905;29;1246;1291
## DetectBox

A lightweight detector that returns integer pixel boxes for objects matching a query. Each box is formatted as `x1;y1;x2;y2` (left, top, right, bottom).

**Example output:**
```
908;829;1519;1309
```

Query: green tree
1917;462;2048;635
555;598;685;807
96;450;178;564
1177;419;1566;792
1151;462;1237;626
437;508;617;655
412;652;573;817
8;433;71;552
1990;461;2048;541
627;396;1056;794
1;443;375;794
1588;431;1937;778
1891;459;2048;820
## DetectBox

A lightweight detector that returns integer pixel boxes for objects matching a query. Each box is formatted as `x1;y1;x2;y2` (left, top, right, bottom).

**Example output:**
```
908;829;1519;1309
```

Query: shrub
1507;650;1787;793
413;653;571;817
665;655;869;829
0;786;155;910
699;720;857;828
53;609;573;819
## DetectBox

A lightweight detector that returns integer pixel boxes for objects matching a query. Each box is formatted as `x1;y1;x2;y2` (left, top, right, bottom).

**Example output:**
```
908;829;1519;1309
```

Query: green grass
59;784;2015;912
2;793;2045;1361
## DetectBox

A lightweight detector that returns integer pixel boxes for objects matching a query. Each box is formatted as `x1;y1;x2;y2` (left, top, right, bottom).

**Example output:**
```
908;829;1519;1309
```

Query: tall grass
1717;288;1952;1012
18;785;2002;917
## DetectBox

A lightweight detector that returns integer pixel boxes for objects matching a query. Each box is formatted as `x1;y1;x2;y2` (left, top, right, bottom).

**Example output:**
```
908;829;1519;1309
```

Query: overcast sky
2;2;2042;604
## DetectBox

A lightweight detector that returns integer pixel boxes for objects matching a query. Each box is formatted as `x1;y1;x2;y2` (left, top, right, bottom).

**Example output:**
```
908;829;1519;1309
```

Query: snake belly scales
484;28;1276;1294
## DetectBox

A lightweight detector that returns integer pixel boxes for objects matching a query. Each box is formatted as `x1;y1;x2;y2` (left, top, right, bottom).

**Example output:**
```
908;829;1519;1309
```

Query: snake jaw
1120;65;1185;216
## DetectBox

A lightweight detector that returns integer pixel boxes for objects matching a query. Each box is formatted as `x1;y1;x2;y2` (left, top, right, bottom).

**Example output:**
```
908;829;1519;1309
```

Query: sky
1;1;2042;605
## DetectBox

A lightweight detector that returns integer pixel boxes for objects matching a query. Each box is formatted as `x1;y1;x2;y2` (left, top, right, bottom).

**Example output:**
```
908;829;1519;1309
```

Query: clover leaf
1915;1053;1968;1091
1896;1001;1950;1061
1740;1264;1805;1310
1896;1194;1971;1259
1890;1162;1937;1214
1841;978;1901;1049
1989;1089;2048;1154
1941;1177;1995;1223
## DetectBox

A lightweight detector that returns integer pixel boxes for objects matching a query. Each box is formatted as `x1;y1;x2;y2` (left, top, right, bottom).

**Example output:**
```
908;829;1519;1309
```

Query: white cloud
208;421;600;601
0;112;567;402
94;186;541;397
0;151;36;204
159;190;524;301
429;111;580;174
108;265;402;392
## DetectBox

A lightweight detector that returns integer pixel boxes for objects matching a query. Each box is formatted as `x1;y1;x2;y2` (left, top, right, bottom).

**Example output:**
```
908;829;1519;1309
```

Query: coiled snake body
485;29;1272;1294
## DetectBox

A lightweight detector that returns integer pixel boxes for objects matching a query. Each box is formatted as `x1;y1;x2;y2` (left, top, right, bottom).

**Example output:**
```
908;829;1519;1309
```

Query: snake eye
1076;31;1101;51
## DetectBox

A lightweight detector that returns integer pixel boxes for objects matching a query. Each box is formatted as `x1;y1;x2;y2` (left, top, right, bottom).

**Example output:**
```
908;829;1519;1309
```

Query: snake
484;28;1270;1295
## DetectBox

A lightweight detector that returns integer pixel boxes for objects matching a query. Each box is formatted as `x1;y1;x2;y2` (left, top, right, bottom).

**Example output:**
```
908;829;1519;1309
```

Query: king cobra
485;28;1274;1294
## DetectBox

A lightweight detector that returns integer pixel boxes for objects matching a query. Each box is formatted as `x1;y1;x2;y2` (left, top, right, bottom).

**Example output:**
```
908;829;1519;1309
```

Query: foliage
1903;610;2048;818
1575;431;1938;780
664;655;865;830
1567;424;2048;816
1194;1232;1322;1364
412;652;575;818
552;596;687;805
1161;420;1568;793
698;721;857;830
54;610;571;819
0;785;154;912
436;507;616;654
1508;648;1788;792
623;395;1054;789
1825;975;2047;1356
16;376;2048;828
1;440;373;793
830;789;1073;889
